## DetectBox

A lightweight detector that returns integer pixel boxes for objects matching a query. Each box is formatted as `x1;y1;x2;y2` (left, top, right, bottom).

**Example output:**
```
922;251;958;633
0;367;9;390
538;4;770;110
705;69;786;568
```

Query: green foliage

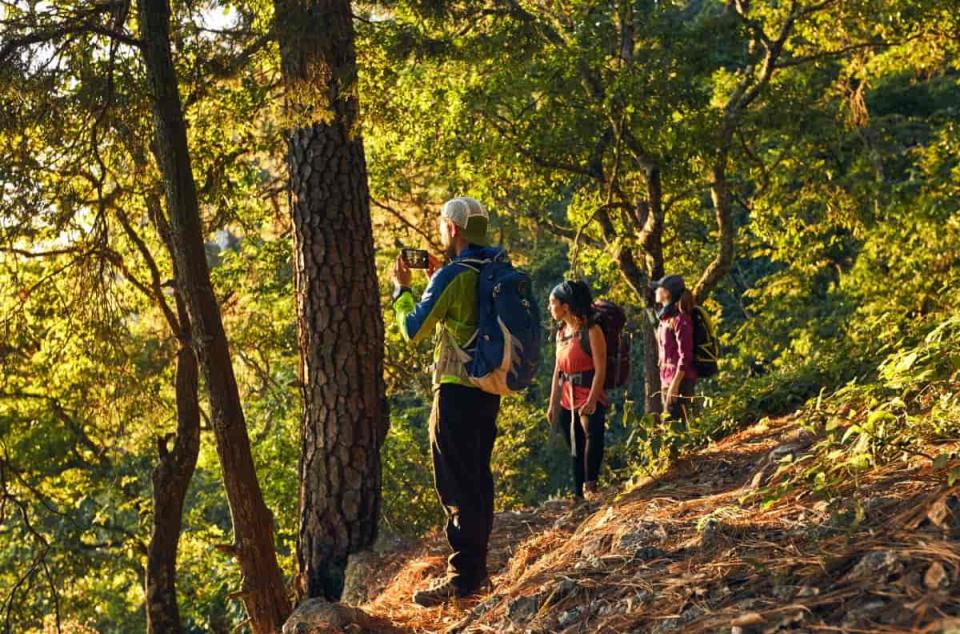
746;314;960;513
380;401;438;537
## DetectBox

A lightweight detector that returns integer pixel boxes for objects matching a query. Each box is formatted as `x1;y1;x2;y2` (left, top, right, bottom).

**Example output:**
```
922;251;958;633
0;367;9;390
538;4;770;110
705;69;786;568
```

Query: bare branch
0;24;140;65
595;208;648;301
776;40;897;69
99;246;157;300
0;246;81;259
113;207;180;334
483;111;602;180
523;208;603;249
370;198;443;251
569;202;630;271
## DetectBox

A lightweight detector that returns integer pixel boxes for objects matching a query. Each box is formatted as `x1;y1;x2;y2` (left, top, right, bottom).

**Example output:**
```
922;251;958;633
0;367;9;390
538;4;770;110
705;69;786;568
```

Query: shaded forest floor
357;415;960;633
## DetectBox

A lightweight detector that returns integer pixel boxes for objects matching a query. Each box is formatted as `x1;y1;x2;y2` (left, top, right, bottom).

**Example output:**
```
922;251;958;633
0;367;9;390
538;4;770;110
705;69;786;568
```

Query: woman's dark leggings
560;404;606;498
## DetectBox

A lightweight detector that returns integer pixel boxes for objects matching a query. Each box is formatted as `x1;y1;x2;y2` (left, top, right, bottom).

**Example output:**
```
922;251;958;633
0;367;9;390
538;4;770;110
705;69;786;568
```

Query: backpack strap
454;258;488;273
461;329;479;350
454;252;507;272
558;323;594;361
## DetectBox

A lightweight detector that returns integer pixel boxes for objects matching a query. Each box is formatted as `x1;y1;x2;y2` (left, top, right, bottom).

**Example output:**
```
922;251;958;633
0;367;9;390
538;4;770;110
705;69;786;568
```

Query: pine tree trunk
137;0;290;630
274;0;388;601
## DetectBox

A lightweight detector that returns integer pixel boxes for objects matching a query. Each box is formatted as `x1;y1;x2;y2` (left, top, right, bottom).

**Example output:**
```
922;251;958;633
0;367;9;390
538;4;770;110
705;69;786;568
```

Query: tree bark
145;228;199;634
639;166;665;416
137;0;290;630
146;341;199;634
599;206;662;416
693;3;802;303
693;156;735;303
273;0;388;601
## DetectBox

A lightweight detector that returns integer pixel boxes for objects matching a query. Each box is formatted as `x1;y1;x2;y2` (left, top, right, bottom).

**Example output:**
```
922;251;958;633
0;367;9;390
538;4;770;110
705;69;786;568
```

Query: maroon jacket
657;307;698;386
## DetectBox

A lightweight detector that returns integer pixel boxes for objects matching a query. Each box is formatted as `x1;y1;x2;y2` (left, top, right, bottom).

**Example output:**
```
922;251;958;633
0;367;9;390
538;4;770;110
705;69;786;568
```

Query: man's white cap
440;196;490;246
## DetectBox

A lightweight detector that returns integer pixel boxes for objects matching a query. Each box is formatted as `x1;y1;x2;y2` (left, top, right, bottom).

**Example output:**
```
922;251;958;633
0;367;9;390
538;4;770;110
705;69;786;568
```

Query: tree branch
1;1;140;69
183;29;275;109
370;198;443;251
0;24;140;65
776;40;896;69
484;111;602;180
569;202;629;271
0;246;81;259
113;207;180;334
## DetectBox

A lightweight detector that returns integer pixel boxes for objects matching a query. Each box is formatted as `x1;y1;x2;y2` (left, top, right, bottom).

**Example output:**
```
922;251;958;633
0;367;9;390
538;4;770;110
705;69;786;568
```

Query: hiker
547;280;608;501
650;275;698;424
391;196;502;607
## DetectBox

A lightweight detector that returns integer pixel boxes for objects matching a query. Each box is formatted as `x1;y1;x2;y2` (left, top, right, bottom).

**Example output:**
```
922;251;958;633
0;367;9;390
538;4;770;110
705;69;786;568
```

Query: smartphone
401;248;430;269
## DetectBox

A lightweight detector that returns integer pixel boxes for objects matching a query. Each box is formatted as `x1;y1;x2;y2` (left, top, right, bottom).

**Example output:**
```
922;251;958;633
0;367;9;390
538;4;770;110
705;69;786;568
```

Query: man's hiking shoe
412;576;491;607
412;578;457;607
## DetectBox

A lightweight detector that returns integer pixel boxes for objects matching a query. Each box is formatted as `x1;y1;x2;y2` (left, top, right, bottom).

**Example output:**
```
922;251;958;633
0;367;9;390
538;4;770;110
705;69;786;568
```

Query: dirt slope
360;415;960;633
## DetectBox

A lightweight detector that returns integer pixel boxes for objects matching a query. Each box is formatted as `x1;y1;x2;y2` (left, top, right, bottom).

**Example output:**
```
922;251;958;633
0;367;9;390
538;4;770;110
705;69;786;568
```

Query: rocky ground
286;414;960;633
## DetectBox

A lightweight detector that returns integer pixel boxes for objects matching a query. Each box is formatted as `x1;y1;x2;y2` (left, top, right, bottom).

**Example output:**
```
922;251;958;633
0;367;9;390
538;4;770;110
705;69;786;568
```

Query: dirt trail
361;415;960;633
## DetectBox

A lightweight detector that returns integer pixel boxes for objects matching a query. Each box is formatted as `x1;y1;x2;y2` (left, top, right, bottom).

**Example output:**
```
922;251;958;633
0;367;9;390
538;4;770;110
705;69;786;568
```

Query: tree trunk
640;166;665;416
602;163;666;416
146;339;199;634
145;253;198;634
273;0;388;601
693;157;735;303
137;0;290;630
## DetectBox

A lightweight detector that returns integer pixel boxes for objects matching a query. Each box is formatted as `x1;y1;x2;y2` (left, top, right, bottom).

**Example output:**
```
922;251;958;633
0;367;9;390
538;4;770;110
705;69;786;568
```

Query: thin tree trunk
137;0;290;630
600;163;666;416
638;318;659;415
146;339;199;634
693;157;735;303
117;184;199;631
693;1;804;303
145;243;198;634
640;166;665;416
273;0;388;601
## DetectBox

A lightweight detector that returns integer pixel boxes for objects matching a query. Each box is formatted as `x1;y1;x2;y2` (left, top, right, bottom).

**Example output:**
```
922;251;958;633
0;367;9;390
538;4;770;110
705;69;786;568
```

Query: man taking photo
391;196;502;607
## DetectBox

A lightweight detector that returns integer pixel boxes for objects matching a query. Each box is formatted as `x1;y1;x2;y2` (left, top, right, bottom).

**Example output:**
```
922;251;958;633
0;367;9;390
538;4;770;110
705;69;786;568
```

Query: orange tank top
556;325;608;410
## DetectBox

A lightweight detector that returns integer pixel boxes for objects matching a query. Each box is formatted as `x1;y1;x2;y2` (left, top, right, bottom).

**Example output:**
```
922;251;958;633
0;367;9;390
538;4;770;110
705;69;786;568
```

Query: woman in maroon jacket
649;275;698;423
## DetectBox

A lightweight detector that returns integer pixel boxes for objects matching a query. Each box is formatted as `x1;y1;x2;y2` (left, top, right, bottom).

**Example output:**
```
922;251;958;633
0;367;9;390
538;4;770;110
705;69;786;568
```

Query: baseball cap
648;275;685;298
440;196;490;246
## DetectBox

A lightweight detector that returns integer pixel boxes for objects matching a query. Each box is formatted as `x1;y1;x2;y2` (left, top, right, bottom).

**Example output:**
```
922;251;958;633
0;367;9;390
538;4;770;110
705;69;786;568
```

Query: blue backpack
457;252;542;395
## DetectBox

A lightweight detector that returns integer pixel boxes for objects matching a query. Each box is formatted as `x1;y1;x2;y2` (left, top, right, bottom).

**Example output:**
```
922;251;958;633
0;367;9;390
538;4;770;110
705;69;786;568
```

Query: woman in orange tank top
546;280;608;501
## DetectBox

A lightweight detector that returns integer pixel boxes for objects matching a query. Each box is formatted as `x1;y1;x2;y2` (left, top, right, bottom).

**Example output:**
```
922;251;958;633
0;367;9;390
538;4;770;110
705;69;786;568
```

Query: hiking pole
569;377;577;458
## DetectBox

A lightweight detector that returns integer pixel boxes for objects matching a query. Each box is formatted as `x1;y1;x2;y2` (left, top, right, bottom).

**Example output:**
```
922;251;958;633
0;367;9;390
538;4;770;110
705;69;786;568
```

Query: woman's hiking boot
583;481;599;501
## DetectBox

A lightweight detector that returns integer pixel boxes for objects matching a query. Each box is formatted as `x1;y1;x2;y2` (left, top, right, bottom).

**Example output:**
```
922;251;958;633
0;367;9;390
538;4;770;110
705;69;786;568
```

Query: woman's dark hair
678;288;695;314
551;279;594;322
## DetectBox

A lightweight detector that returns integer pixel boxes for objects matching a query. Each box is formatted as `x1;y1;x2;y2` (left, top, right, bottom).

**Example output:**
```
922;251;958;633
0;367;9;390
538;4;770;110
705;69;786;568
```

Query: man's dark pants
429;383;500;593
